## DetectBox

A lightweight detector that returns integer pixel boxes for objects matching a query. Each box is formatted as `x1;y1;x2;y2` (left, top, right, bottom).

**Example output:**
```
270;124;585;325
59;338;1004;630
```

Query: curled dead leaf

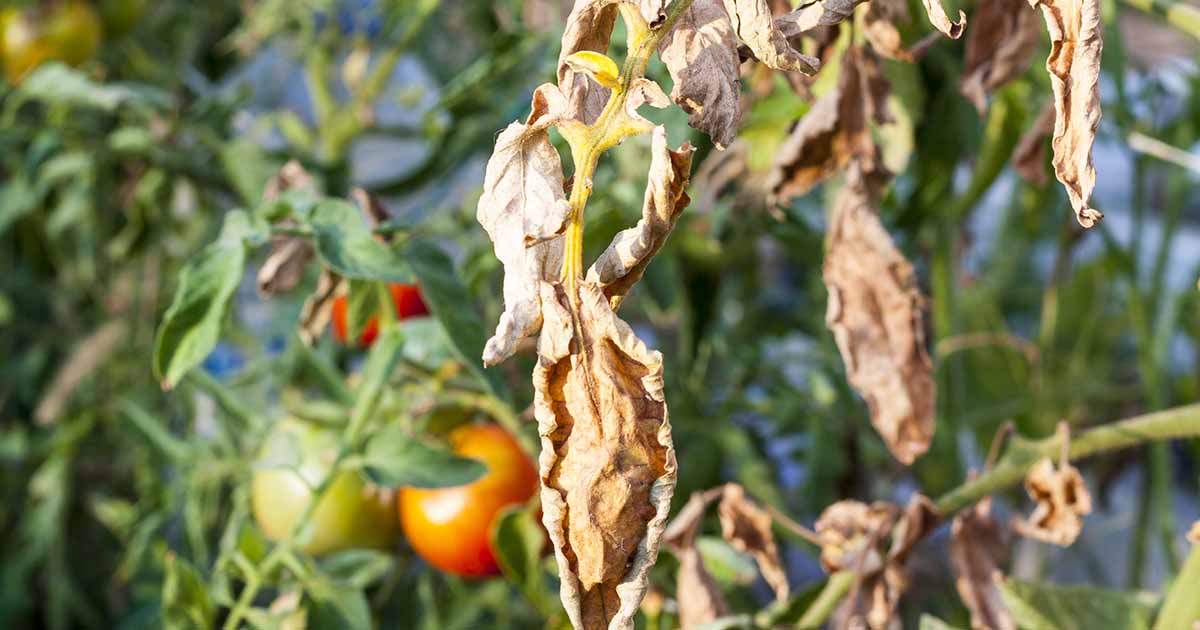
1030;0;1104;227
815;500;899;575
776;0;868;36
257;161;318;297
767;46;891;203
663;488;729;628
1013;102;1055;185
659;0;819;149
298;270;341;346
717;483;789;601
960;0;1039;114
822;164;936;465
949;497;1015;630
922;0;967;39
559;1;621;124
477;84;572;366
1012;456;1092;546
536;281;677;630
587;126;695;307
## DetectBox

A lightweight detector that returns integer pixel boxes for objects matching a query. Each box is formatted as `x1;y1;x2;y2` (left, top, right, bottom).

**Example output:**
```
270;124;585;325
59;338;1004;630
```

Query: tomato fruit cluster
400;423;539;577
330;282;430;346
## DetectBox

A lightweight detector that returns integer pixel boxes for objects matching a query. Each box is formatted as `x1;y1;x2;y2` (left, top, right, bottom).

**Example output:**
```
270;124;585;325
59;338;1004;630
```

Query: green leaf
402;238;508;399
1153;544;1200;630
695;536;758;585
345;279;380;342
755;578;828;626
360;424;487;488
305;577;371;630
999;577;1158;630
220;139;281;207
162;552;213;630
492;502;547;608
18;63;169;112
304;200;413;283
318;549;395;590
153;212;255;389
0;175;40;237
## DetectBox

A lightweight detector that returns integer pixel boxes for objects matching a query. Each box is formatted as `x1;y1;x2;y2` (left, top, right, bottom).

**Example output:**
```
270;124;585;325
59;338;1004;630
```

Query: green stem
796;571;855;629
935;403;1200;515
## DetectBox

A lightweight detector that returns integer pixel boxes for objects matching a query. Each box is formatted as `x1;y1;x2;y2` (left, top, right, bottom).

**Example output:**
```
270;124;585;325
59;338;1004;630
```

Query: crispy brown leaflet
960;0;1040;113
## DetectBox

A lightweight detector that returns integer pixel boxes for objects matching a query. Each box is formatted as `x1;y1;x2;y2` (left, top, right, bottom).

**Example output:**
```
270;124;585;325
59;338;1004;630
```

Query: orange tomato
399;424;539;577
0;2;103;84
330;282;429;346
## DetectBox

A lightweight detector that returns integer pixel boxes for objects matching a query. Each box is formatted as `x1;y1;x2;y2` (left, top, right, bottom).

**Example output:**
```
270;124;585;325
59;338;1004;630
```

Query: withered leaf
717;483;789;601
587;126;695;307
1012;456;1092;546
559;0;620;124
822;164;935;465
1188;520;1200;544
298;270;341;346
960;0;1040;114
477;84;571;366
663;489;728;629
257;161;318;297
950;497;1015;630
864;0;912;61
815;500;898;575
922;0;967;39
659;0;819;149
536;281;677;630
767;46;891;203
1013;102;1055;185
776;0;869;36
1030;0;1104;227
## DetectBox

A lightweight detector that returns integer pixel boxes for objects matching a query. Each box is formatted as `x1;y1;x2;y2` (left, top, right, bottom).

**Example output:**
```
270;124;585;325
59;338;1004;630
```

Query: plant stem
796;570;855;629
934;403;1200;515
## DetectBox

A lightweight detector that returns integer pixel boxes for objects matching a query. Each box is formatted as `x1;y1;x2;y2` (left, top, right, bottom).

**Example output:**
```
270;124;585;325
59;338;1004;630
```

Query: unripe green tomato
0;2;103;84
251;417;398;556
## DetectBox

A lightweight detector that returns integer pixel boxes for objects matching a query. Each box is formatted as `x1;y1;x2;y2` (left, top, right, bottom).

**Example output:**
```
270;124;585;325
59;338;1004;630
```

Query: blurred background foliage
0;0;1198;628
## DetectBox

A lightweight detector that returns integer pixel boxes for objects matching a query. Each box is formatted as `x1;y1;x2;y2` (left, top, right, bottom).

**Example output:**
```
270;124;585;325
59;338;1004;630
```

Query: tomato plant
251;417;398;556
400;423;539;577
0;1;102;83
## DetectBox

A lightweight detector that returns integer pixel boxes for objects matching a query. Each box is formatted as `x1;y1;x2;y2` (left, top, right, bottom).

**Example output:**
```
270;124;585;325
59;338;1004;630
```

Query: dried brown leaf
949;497;1014;630
257;161;319;297
298;270;341;346
587;126;695;307
659;0;819;149
1012;457;1092;546
717;484;789;601
1013;102;1055;185
776;0;868;36
815;500;898;575
864;0;913;60
477;84;572;366
922;0;967;39
960;0;1040;114
822;164;935;465
1030;0;1104;227
1188;520;1200;544
559;1;620;124
663;489;728;629
536;281;677;630
767;47;891;203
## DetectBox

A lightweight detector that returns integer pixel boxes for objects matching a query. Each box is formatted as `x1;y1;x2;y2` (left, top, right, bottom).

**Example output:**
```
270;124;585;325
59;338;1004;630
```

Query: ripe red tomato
399;424;539;577
330;282;429;346
0;2;103;84
251;418;398;556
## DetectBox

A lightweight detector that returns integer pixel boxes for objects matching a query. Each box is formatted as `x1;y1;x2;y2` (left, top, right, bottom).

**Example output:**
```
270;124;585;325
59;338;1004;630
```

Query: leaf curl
477;84;572;366
960;0;1040;114
1012;456;1092;546
716;483;789;601
663;489;729;629
1030;0;1104;227
949;497;1015;630
535;281;677;630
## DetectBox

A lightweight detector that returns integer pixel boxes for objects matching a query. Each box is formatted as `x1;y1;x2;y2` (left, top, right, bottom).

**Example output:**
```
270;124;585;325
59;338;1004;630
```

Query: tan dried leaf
949;497;1015;630
1188;520;1200;544
767;47;891;203
659;0;819;149
477;84;572;366
864;0;913;61
922;0;967;39
776;0;869;36
1030;0;1104;227
716;483;789;600
663;489;728;629
587;126;695;307
815;500;899;575
298;270;341;346
559;0;620;124
1013;102;1055;185
257;161;318;297
960;0;1040;114
1012;456;1092;546
822;165;936;465
536;281;677;630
